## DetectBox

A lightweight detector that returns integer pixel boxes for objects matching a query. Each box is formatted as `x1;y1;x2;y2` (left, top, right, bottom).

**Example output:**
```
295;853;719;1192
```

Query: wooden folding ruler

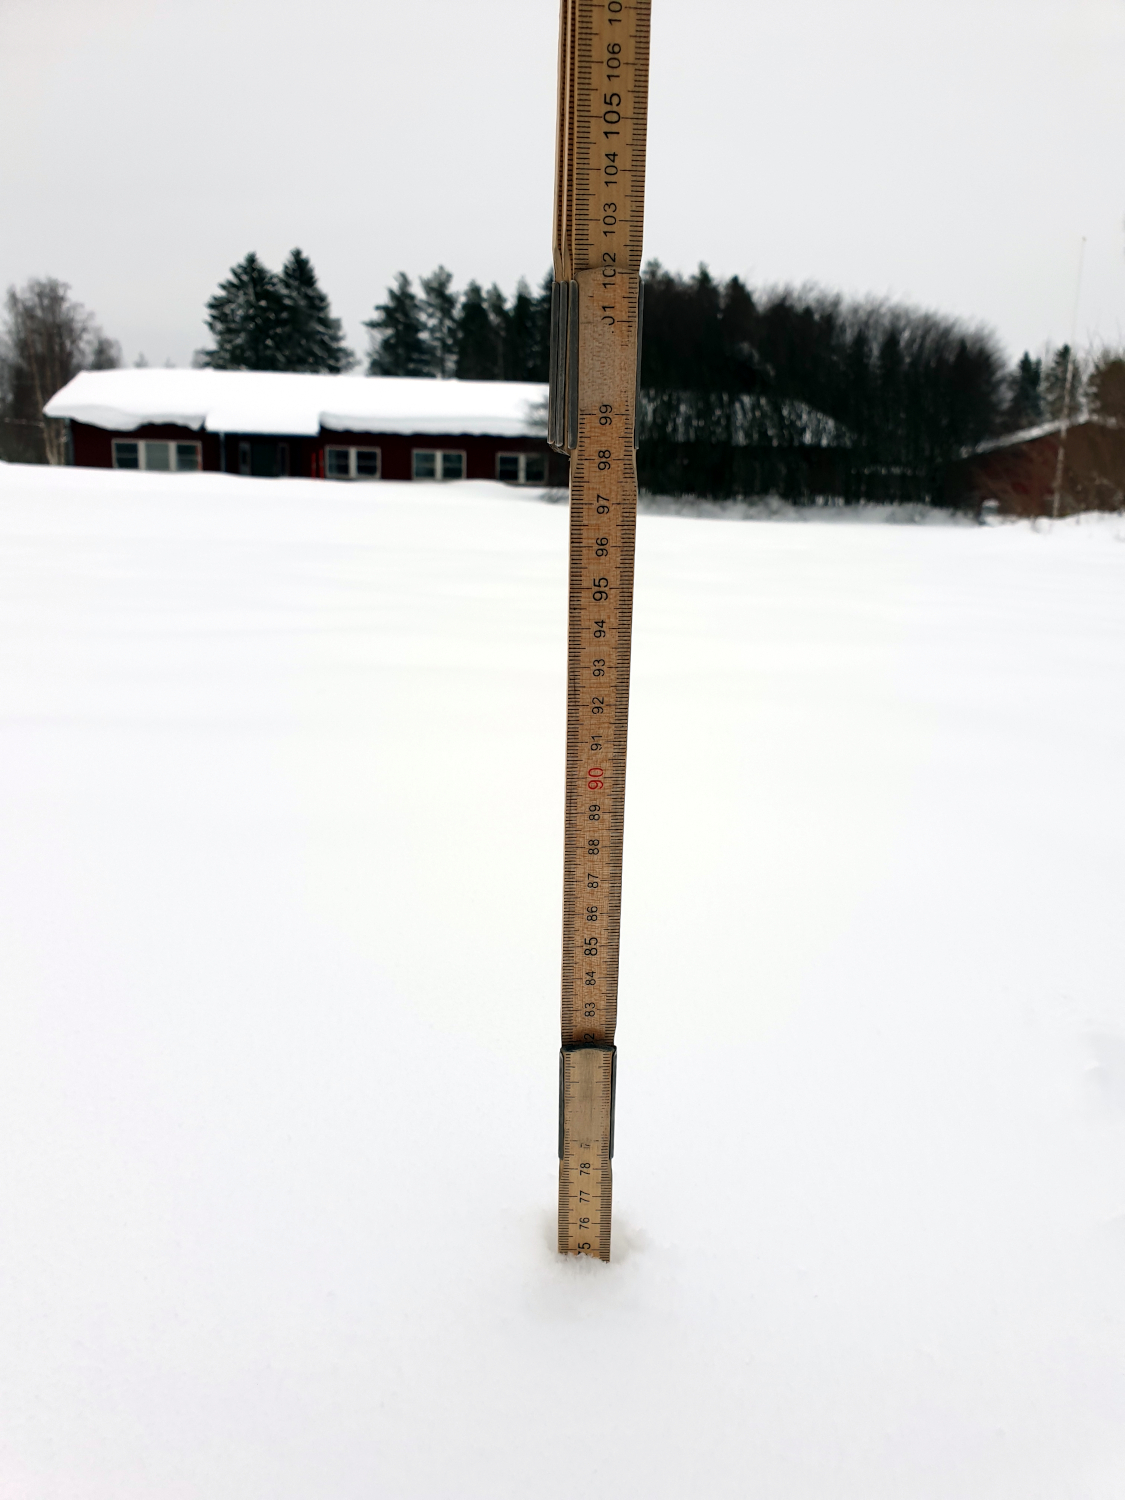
549;0;650;1260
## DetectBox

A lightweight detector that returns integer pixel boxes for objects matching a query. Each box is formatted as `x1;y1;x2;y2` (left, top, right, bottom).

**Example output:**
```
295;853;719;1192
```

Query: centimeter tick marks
551;0;650;1261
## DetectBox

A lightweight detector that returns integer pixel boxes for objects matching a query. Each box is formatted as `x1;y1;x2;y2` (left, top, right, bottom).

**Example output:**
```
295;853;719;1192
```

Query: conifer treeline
200;253;550;383
363;268;552;381
200;251;1077;502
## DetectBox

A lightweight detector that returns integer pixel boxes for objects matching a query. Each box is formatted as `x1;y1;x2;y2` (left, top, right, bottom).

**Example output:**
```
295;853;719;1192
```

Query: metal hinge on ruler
549;279;644;453
548;279;579;454
558;1045;617;1158
633;278;645;452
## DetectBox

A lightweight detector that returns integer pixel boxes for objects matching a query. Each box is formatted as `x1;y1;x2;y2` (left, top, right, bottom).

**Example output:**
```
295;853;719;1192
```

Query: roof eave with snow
44;369;549;439
968;414;1122;458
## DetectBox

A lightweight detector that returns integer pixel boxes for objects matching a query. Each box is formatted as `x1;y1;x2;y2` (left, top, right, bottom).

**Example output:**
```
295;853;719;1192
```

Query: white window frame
412;448;467;482
112;438;202;472
496;451;549;485
324;445;381;481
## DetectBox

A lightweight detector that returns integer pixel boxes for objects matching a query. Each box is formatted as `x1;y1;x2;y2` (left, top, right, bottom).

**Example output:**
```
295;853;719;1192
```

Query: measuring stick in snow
549;0;650;1261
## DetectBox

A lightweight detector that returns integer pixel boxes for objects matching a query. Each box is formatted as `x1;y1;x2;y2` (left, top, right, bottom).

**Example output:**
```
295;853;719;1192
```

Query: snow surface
2;463;1125;1500
43;368;547;437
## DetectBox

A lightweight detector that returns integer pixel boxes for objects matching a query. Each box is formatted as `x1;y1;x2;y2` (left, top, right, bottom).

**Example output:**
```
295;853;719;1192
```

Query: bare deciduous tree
0;278;120;464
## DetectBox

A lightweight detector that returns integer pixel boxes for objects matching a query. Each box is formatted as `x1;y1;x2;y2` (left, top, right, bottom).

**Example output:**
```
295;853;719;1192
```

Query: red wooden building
45;369;563;487
948;417;1125;516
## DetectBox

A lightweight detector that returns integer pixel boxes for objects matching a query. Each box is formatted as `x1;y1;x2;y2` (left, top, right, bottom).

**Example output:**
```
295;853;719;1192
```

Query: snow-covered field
2;462;1125;1500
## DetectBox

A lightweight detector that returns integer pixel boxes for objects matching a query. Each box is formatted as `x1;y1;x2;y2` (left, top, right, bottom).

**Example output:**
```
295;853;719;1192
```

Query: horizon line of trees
194;252;1122;502
4;255;1122;504
198;252;552;383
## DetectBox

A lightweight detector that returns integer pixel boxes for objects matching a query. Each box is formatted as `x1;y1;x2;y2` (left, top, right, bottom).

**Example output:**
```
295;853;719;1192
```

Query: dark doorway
250;440;280;478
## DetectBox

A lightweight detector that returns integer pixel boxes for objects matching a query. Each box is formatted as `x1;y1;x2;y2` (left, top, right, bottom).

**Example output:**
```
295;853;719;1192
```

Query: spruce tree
201;253;288;370
485;285;510;377
505;278;539;381
279;249;355;373
365;273;429;376
1043;345;1084;420
1003;352;1043;430
419;266;459;377
456;282;500;379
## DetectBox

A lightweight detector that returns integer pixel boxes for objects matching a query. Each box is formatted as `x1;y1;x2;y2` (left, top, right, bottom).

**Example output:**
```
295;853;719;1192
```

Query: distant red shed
950;417;1125;517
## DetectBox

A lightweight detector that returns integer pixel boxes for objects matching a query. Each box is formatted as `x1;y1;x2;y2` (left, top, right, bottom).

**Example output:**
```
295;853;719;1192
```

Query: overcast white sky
2;0;1123;369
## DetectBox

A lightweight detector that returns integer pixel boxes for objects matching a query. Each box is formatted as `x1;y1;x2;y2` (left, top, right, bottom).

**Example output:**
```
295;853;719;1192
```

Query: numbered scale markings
550;0;650;1261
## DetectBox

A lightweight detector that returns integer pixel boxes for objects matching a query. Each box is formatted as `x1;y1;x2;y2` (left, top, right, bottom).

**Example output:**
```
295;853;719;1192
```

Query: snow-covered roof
971;418;1070;455
44;369;548;438
969;413;1120;457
